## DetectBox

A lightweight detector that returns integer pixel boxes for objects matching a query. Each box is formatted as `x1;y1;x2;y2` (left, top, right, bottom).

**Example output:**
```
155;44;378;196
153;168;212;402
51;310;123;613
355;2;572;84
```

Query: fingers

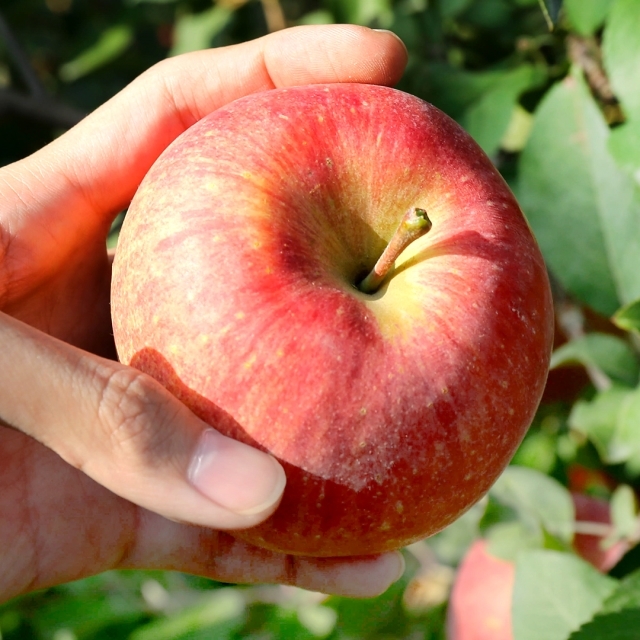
0;26;407;255
126;512;406;598
0;312;285;530
1;425;403;602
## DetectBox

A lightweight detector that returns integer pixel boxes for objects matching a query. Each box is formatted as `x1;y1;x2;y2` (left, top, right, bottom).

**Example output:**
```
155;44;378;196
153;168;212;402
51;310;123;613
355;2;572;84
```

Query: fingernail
188;429;286;515
372;29;408;51
391;551;406;582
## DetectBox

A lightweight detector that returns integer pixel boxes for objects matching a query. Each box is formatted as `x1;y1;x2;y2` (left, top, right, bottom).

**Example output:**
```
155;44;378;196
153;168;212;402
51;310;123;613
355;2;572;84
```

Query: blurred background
4;1;640;639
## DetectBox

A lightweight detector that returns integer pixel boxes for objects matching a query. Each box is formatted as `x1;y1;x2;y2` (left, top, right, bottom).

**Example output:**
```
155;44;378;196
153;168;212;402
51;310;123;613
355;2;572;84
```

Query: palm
0;424;136;597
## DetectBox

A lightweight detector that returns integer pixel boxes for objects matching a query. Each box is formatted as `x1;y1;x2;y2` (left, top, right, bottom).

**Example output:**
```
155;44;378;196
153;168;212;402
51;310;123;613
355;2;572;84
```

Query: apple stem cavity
358;207;432;294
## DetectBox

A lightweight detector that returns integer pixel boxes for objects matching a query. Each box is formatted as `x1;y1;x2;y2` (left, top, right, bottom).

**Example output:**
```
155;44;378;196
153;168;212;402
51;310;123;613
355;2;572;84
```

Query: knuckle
94;365;176;460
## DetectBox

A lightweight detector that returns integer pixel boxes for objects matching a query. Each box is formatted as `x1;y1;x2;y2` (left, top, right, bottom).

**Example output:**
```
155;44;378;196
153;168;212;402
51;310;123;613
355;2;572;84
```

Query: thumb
0;312;286;529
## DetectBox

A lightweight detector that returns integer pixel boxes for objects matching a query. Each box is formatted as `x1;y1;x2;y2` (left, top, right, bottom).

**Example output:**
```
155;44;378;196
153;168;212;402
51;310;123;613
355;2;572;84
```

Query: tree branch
0;87;84;128
0;11;47;98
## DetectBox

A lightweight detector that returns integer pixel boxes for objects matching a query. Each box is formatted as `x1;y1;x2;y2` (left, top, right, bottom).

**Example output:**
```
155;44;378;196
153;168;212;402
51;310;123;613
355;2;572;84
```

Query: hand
0;25;408;603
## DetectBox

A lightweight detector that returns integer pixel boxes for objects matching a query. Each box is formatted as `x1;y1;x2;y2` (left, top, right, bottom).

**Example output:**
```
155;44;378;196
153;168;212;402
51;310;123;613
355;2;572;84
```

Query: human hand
0;25;408;603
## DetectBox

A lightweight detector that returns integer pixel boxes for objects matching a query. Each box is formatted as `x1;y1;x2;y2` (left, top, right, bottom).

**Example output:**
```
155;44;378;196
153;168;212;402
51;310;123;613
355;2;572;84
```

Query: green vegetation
3;0;640;637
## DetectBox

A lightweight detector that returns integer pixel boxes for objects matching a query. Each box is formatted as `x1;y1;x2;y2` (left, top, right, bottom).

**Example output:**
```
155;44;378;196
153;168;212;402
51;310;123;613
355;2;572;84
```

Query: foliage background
3;0;640;638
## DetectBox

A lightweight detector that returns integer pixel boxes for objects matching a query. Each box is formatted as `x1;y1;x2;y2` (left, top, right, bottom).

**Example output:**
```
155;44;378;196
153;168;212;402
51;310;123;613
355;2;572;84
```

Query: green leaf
490;466;575;544
512;550;617;640
129;589;245;640
564;0;615;36
603;0;640;119
569;608;640;639
610;484;637;540
614;386;640;463
460;65;545;156
440;0;474;18
601;568;640;612
518;70;640;316
486;520;545;562
550;333;639;387
329;0;393;26
608;121;640;175
59;25;133;82
569;385;640;464
169;6;233;56
613;299;640;333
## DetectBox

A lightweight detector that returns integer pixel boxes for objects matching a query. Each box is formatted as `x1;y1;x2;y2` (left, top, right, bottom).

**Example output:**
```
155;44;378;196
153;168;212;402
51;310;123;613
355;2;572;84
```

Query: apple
572;492;629;572
447;540;514;640
447;494;628;639
110;83;554;557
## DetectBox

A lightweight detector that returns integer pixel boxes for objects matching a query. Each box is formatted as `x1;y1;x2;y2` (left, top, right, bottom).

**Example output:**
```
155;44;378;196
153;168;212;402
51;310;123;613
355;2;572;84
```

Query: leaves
550;333;640;387
59;25;134;82
512;551;617;640
569;385;640;465
489;466;575;544
169;6;234;56
563;0;615;36
602;0;640;119
518;69;640;316
614;299;640;334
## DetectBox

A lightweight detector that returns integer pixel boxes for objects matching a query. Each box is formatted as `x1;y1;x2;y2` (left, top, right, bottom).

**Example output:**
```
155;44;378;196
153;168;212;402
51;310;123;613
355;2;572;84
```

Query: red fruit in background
572;492;629;572
111;83;554;557
447;540;514;640
447;493;628;639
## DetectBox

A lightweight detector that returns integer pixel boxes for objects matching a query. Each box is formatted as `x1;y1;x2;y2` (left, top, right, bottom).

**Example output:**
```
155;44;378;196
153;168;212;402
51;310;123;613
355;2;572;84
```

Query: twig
0;11;46;98
0;87;84;128
567;34;615;104
259;0;286;32
0;10;84;128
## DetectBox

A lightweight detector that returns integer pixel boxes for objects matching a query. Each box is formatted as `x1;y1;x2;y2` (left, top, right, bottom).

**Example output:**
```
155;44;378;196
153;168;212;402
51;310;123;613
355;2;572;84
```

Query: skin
0;25;408;603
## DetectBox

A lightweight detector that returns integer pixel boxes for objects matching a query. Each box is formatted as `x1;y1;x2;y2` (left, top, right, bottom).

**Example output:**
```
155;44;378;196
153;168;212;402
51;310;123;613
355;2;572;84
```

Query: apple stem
358;207;432;294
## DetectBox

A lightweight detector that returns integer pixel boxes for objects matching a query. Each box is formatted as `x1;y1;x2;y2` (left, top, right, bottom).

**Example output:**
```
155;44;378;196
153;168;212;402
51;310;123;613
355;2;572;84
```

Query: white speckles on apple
325;157;333;168
243;354;256;369
441;387;449;395
241;170;252;180
379;521;391;531
508;408;515;416
500;380;508;389
359;441;367;448
168;344;180;355
395;501;404;514
235;311;245;320
276;348;284;358
318;115;324;123
278;114;289;120
376;132;383;147
360;407;367;416
350;107;356;114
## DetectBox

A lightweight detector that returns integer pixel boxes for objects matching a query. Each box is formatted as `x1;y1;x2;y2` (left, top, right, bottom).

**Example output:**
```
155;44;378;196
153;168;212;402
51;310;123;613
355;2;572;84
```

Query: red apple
110;83;554;557
447;540;514;640
572;492;629;572
447;494;628;639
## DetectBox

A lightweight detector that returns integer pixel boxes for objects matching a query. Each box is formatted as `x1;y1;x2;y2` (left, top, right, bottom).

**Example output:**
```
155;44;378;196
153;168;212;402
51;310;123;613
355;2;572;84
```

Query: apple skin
447;540;515;640
447;494;627;639
111;83;554;557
